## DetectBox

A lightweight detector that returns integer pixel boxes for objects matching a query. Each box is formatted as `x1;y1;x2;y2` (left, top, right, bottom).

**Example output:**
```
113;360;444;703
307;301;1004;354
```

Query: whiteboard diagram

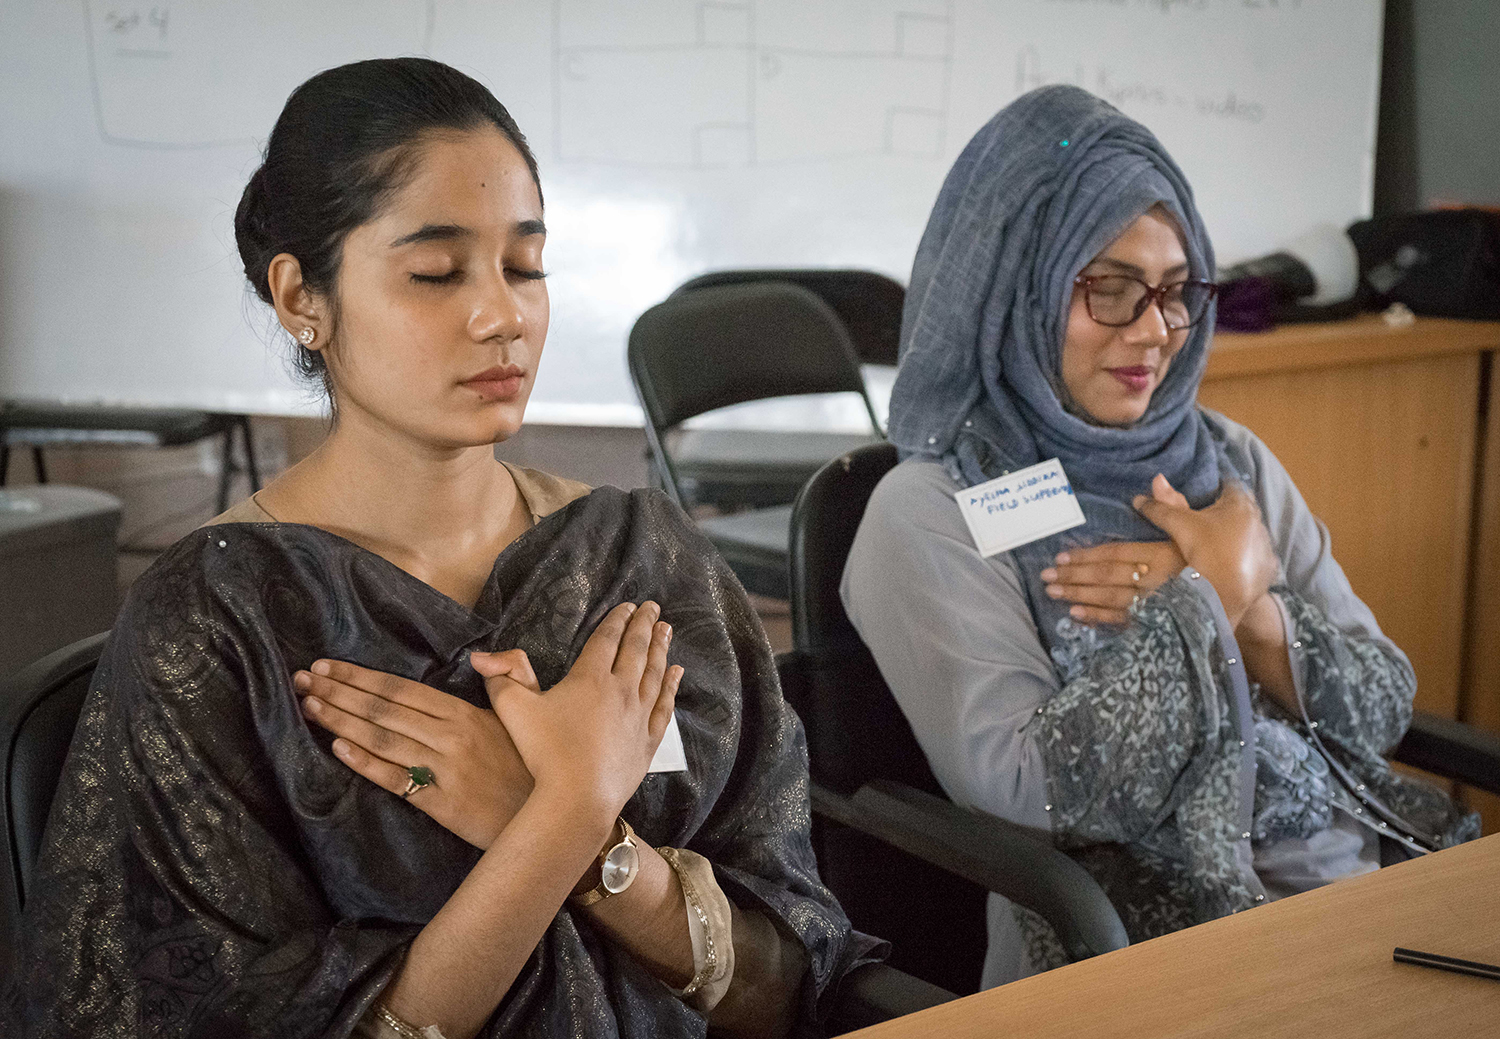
1014;44;1267;126
552;0;954;166
84;0;435;147
8;0;1383;420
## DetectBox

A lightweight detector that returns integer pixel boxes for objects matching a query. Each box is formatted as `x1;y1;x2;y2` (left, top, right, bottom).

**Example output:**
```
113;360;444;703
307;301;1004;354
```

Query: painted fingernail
1040;568;1057;581
1046;584;1063;597
311;660;330;676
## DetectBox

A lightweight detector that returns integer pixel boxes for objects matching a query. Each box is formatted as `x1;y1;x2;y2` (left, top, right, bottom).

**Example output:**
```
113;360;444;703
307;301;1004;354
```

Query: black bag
1347;210;1500;320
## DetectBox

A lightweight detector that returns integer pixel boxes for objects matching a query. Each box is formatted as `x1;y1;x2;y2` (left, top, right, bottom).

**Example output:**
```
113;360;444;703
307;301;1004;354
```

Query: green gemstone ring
401;765;435;799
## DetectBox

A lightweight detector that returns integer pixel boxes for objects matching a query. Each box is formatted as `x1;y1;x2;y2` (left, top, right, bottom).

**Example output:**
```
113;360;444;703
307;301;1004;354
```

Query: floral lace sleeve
1271;587;1415;762
1030;574;1233;845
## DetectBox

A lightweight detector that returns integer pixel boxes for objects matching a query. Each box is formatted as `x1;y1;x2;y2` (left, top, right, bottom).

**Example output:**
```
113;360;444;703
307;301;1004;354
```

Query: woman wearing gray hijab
841;85;1476;987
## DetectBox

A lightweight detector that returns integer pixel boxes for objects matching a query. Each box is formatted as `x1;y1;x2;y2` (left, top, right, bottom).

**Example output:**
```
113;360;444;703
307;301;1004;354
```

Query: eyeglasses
1073;274;1219;330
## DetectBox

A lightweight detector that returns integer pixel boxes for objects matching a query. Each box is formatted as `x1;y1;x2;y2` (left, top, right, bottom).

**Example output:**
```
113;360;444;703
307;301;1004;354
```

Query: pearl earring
298;327;316;346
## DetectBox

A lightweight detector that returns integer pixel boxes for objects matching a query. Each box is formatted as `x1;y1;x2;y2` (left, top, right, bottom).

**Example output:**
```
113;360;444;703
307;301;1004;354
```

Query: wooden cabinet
1462;365;1500;829
1197;316;1500;831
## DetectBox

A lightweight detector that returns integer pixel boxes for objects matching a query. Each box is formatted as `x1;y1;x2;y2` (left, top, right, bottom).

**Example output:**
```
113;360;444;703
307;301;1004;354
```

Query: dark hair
234;57;541;394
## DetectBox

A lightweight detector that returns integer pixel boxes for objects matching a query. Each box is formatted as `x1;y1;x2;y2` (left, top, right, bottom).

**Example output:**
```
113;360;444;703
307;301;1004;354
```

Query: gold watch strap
571;885;609;907
571;817;636;907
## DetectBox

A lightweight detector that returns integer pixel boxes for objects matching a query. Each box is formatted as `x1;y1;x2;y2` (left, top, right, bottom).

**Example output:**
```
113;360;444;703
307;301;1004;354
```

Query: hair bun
234;165;277;304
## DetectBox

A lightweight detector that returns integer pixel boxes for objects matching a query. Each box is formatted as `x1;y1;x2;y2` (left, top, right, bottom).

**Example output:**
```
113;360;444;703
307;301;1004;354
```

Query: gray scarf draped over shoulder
888;83;1229;667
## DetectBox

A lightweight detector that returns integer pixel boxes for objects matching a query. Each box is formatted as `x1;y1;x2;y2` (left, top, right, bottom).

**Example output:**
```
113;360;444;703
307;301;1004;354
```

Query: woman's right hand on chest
1133;473;1279;627
474;601;683;823
293;657;539;851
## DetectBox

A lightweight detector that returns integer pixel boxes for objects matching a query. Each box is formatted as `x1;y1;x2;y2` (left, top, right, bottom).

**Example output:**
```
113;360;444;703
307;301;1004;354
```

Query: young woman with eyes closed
6;58;879;1039
842;85;1476;988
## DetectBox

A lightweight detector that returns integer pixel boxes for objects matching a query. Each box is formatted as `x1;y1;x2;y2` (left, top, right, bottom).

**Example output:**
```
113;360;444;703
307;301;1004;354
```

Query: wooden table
1198;317;1500;829
842;832;1500;1038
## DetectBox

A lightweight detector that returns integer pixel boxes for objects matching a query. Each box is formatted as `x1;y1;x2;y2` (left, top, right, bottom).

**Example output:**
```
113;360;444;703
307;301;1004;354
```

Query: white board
0;0;1384;424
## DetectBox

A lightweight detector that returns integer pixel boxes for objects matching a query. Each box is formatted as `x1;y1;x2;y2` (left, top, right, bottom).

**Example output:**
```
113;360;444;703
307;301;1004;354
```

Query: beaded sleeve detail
1272;588;1479;850
659;846;735;1012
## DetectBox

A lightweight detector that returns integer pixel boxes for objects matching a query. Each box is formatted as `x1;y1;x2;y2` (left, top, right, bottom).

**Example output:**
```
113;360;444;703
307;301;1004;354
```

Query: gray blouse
840;412;1396;985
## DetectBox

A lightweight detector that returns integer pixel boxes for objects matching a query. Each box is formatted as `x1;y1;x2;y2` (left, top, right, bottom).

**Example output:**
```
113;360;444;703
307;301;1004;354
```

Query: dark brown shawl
4;487;880;1037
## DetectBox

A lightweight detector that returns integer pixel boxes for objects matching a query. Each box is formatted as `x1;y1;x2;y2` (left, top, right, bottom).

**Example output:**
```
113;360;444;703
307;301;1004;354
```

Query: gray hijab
889;84;1222;508
889;85;1231;667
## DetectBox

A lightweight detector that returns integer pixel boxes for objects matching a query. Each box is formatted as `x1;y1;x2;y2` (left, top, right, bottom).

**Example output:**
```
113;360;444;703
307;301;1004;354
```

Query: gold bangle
658;846;718;997
373;1003;426;1039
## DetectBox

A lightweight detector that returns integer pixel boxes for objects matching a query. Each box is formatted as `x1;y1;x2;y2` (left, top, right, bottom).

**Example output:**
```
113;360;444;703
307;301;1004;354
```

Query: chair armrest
824;962;956;1034
1393;711;1500;796
811;779;1128;963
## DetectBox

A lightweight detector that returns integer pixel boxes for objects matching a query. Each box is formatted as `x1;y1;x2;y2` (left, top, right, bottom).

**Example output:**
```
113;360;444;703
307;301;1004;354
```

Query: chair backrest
672;269;905;366
1;631;107;969
628;281;881;506
787;442;946;797
785;444;988;994
629;281;875;430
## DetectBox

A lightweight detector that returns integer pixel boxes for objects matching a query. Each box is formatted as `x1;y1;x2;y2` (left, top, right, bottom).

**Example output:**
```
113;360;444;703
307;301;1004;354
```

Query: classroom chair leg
215;416;261;513
239;416;262;493
216;428;235;514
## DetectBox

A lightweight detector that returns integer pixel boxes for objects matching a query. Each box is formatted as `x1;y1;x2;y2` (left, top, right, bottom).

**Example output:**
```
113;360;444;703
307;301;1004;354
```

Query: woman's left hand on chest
293;653;540;850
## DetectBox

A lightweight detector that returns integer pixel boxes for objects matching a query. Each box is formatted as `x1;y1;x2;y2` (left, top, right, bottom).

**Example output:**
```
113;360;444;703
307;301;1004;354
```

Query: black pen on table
1393;947;1500;981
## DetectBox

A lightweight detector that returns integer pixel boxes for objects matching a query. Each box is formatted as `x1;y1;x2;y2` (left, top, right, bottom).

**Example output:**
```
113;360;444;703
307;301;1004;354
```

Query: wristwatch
571;816;640;907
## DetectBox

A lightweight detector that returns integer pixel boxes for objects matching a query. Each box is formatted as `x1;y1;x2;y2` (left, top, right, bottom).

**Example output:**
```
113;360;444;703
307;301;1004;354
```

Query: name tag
954;458;1086;557
648;712;688;773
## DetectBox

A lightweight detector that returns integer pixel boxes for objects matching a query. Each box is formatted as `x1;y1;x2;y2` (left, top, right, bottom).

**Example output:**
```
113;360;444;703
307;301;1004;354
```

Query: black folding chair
782;442;1500;995
661;270;900;513
672;269;905;366
628;281;881;599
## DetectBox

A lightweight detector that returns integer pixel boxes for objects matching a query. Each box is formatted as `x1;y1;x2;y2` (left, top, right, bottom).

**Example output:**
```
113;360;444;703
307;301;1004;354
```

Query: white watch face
601;840;640;895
